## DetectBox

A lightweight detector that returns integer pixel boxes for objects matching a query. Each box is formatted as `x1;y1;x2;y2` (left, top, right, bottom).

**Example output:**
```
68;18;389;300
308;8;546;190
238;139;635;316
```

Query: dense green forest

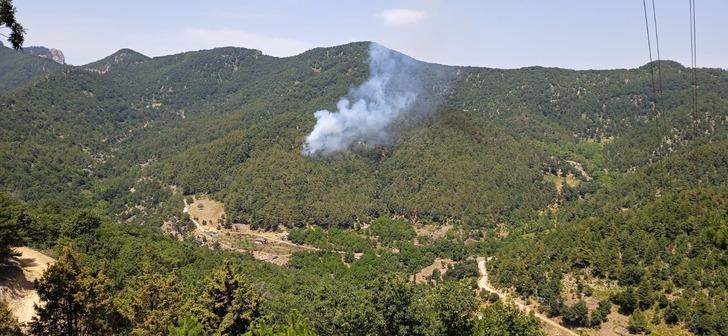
1;40;727;335
0;193;539;335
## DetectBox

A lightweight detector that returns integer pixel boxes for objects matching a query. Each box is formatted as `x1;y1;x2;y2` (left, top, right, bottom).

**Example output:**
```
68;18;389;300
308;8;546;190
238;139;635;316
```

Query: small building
253;237;267;245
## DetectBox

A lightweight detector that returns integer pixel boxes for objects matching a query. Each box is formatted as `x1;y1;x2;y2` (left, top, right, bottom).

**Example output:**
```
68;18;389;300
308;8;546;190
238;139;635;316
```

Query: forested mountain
0;44;66;91
1;41;727;335
23;46;66;64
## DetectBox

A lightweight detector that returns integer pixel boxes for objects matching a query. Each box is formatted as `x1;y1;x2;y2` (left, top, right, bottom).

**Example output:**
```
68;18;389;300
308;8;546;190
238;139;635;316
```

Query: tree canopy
0;0;24;49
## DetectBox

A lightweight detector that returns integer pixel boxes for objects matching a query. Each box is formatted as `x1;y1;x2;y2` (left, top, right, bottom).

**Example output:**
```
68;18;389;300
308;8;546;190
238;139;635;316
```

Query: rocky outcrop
23;46;66;64
48;48;65;64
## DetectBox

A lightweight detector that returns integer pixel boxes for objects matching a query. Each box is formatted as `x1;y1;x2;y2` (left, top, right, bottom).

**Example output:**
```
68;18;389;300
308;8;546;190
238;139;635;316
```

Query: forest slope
1;41;727;334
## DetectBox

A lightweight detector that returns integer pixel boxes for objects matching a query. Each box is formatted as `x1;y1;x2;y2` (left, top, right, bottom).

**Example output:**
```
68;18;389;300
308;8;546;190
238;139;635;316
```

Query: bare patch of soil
187;196;225;228
413;258;454;284
415;224;453;241
0;247;55;324
182;198;316;266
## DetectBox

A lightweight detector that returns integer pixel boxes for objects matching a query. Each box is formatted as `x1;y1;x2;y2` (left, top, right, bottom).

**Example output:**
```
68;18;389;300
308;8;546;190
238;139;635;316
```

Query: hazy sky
14;0;727;69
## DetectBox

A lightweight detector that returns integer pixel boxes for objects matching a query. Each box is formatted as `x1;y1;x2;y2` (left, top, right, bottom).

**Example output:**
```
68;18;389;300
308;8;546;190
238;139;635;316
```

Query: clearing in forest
414;258;455;284
183;197;315;265
186;196;225;228
415;224;453;241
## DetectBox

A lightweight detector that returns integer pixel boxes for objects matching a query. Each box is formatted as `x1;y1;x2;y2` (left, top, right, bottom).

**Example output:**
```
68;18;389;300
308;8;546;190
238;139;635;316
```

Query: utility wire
642;0;657;103
651;0;663;100
648;0;665;153
693;0;698;118
689;0;698;120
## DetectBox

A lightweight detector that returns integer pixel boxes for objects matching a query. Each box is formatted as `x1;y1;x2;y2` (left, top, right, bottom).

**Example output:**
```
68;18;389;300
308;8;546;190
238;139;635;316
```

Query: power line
689;0;698;120
647;0;666;154
642;0;657;104
693;0;698;118
651;0;663;100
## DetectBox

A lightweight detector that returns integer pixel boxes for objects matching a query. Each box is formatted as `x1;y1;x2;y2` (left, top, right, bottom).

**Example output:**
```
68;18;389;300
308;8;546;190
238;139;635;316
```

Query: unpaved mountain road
477;257;577;336
0;247;55;324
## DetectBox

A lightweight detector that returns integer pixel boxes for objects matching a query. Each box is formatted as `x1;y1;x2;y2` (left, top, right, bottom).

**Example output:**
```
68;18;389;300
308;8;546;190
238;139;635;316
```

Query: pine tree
628;309;648;334
0;0;25;49
196;260;262;336
61;211;103;253
29;247;84;336
0;193;21;259
474;302;544;336
369;276;420;336
434;280;477;336
124;269;182;335
74;270;125;334
245;311;317;336
168;316;208;336
562;300;589;327
0;301;22;336
29;247;125;336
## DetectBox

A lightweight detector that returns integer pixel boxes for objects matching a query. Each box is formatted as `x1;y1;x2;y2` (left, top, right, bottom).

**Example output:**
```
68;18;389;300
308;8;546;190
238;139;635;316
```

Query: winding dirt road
477;257;577;336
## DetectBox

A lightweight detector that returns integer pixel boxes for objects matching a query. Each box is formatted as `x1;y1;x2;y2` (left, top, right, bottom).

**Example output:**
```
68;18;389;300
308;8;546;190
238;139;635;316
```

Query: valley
1;38;726;335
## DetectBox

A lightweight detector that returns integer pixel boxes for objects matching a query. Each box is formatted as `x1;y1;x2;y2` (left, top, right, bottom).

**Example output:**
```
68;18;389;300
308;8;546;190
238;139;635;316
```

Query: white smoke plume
302;43;427;156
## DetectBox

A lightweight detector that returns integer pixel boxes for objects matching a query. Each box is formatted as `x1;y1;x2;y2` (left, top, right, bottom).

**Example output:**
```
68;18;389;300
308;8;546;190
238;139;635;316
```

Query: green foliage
0;46;64;92
122;270;183;335
368;276;435;336
474;302;544;336
61;211;103;253
288;227;372;253
369;215;416;245
486;291;500;303
491;147;728;333
29;247;126;335
561;300;589;327
589;300;611;327
245;312;317;336
0;192;21;258
432;280;478;336
195;261;263;336
1;194;539;336
0;0;24;49
627;309;647;334
444;260;479;281
611;287;638;314
169;316;208;336
4;41;728;336
0;301;22;336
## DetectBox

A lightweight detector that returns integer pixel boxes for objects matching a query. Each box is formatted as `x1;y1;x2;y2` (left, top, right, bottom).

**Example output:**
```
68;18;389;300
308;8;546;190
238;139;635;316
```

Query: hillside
23;46;66;64
1;41;727;335
3;43;727;227
0;45;66;91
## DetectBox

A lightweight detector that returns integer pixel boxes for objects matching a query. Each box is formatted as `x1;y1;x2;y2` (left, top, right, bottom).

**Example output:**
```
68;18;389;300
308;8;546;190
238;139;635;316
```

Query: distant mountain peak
639;59;685;70
83;48;150;74
22;46;66;64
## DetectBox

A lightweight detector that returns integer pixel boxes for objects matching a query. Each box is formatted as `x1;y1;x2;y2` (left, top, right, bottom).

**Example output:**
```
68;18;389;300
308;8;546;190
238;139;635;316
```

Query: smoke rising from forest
302;43;434;156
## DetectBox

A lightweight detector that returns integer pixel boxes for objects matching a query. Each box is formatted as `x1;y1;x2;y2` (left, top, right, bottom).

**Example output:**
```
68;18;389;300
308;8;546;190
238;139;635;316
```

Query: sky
12;0;728;69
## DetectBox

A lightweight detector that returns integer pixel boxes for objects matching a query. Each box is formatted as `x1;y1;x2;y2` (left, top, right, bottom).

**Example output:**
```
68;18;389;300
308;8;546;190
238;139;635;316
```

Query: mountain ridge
82;48;151;74
78;41;703;71
1;40;727;335
23;46;66;64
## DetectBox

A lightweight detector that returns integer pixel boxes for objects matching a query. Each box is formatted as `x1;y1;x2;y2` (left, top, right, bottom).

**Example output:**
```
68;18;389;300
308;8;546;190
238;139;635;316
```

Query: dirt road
0;247;55;324
477;257;577;336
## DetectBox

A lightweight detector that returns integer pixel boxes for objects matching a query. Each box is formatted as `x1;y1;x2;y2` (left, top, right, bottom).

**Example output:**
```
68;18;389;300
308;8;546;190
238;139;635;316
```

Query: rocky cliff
23;46;66;64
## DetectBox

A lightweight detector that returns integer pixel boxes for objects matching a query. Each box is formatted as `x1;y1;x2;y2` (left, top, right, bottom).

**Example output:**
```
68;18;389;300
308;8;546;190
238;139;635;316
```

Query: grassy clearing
187;196;225;227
